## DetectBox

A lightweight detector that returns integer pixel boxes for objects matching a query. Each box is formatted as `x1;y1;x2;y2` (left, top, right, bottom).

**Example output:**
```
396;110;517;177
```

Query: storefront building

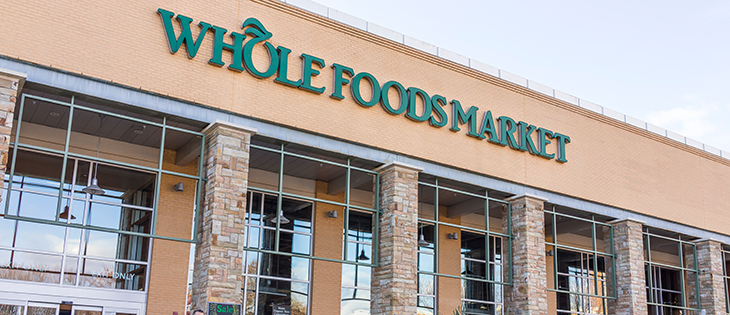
1;1;730;315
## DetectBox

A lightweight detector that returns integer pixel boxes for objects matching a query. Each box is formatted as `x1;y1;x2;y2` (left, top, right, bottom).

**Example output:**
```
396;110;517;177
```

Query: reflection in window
243;192;311;315
0;150;152;290
644;229;699;315
417;223;435;315
545;206;613;315
555;249;607;315
341;211;373;315
461;234;503;315
417;178;510;315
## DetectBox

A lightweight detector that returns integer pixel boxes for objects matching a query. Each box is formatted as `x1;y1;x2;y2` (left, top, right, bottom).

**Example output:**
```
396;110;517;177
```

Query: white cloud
644;95;730;152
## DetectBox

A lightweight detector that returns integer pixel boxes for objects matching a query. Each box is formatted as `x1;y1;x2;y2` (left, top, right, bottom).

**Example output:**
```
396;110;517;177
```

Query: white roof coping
499;70;527;87
578;99;603;114
328;8;366;30
625;115;647;129
666;130;686;143
437;48;469;67
646;123;667;136
527;80;553;97
404;35;437;55
284;0;328;16
685;137;704;150
366;22;403;43
554;90;579;105
704;145;721;156
602;107;625;121
281;0;729;161
469;60;499;77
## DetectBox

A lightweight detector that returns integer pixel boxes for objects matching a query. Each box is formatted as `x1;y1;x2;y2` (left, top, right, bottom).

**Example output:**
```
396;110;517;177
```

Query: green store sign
157;8;571;163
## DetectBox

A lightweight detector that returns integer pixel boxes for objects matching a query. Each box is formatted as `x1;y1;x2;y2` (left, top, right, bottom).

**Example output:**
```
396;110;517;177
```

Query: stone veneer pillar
0;68;25;198
604;218;647;315
371;162;423;315
191;121;256;309
694;239;727;314
504;194;548;315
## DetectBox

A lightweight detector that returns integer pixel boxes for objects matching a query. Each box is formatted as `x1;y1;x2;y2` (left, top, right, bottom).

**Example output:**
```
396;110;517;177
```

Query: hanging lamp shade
269;210;290;224
356;249;369;261
59;205;76;220
418;234;430;247
82;177;105;195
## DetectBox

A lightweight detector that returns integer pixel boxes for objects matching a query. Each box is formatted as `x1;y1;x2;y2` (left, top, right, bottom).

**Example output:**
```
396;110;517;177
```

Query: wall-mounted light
447;232;459;240
546;249;554;256
174;182;184;192
327;210;338;218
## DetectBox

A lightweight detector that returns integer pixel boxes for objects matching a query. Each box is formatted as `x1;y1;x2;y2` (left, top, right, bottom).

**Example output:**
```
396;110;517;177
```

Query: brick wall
147;150;199;315
311;181;344;314
0;0;728;237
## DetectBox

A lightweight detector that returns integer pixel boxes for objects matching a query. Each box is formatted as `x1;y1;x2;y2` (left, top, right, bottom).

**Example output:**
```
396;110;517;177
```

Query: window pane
461;231;486;260
78;259;146;290
258;253;310;282
462;279;495;302
342;264;371;288
418;274;435;295
14;221;66;252
341;298;369;315
0;249;62;284
256;279;308;315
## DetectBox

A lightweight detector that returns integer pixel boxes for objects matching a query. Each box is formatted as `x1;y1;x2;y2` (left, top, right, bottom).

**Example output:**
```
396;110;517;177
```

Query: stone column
191;121;256;309
693;239;727;314
604;218;646;315
504;194;548;315
0;68;25;197
371;162;423;315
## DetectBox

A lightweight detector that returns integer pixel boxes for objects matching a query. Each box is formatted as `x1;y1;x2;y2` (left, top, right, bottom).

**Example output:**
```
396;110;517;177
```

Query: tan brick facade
0;0;729;237
311;181;345;314
147;150;199;315
192;121;256;309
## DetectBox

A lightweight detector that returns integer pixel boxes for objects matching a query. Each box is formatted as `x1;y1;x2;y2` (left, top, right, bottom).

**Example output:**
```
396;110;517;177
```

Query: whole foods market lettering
157;8;571;163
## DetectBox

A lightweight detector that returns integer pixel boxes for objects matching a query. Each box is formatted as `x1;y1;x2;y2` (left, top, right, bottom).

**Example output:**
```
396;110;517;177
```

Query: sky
307;0;730;153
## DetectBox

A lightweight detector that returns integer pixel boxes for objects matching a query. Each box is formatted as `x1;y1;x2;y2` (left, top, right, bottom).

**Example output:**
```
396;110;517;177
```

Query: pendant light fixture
356;248;369;261
269;209;290;225
418;233;430;247
59;200;76;220
82;114;105;195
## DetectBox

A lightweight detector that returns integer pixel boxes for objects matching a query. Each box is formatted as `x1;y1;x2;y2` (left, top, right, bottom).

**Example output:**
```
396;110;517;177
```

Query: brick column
604;218;646;315
371;162;423;315
694;239;727;314
504;194;548;315
191;121;256;309
0;68;25;198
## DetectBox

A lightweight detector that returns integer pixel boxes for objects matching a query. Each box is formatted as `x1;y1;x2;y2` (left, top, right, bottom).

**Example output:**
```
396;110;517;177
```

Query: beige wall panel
2;0;730;235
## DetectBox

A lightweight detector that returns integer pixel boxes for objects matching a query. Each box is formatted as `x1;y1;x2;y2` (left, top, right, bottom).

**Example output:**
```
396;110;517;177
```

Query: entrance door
0;302;130;315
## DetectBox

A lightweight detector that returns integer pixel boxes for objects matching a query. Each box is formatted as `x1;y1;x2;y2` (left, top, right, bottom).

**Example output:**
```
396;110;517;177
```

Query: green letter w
157;8;212;59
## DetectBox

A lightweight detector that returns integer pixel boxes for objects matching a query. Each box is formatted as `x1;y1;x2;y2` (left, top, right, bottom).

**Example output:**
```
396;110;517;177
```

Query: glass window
417;177;510;315
341;211;373;315
545;206;613;315
722;245;730;313
644;229;699;315
247;137;381;315
0;150;153;290
243;192;312;315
